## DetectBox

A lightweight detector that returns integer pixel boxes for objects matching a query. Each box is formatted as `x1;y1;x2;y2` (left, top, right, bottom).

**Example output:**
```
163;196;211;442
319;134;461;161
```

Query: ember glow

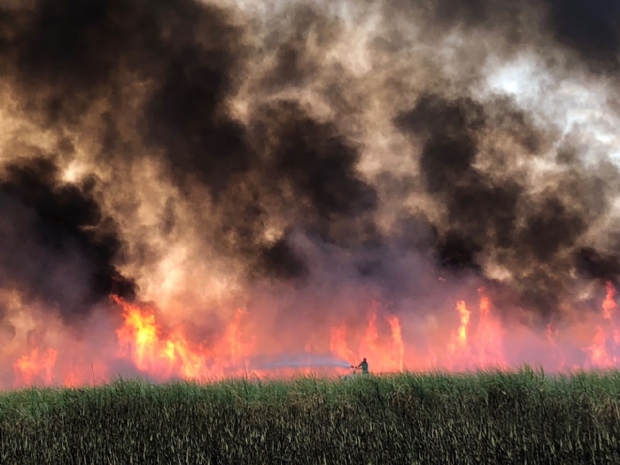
3;0;620;389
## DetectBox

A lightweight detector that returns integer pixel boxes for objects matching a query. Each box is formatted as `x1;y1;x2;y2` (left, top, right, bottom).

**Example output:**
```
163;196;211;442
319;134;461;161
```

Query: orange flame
13;348;58;387
474;288;506;369
584;281;620;369
114;296;252;381
447;300;471;368
456;300;471;347
586;326;612;368
444;292;507;370
361;302;379;355
387;315;404;371
6;281;620;389
330;324;354;363
603;281;617;320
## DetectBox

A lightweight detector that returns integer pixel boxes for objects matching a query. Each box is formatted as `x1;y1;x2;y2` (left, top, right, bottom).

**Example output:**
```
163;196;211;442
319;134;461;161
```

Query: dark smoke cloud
0;156;136;324
251;100;377;241
0;0;620;328
393;0;620;72
206;99;378;280
395;91;620;319
0;0;378;284
543;0;620;72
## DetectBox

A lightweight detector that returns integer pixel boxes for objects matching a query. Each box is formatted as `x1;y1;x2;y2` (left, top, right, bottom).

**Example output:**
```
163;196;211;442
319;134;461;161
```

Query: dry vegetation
1;368;620;464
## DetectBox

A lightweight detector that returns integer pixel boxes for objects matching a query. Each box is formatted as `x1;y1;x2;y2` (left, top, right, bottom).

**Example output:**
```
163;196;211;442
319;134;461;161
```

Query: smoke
257;355;352;370
393;91;620;319
1;0;620;343
0;156;136;325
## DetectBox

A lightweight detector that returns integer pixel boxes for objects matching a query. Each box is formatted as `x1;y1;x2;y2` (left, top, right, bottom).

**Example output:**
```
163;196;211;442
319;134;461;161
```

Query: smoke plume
2;0;620;383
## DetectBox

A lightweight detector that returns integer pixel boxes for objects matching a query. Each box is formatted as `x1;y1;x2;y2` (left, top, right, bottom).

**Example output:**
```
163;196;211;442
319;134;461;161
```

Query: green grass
2;367;620;464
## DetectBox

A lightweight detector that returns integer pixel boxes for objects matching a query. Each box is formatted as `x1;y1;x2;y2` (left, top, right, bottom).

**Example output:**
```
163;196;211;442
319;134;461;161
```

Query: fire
584;281;620;369
361;302;379;357
387;315;404;372
326;301;408;372
455;300;471;347
114;296;253;381
585;326;613;369
474;289;506;369
7;281;620;389
330;324;354;362
603;282;617;320
328;303;405;372
13;348;58;387
115;299;159;370
447;300;471;368
445;291;507;370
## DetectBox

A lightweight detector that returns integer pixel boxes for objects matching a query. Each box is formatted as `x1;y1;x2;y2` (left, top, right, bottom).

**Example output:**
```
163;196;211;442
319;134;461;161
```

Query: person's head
363;358;367;362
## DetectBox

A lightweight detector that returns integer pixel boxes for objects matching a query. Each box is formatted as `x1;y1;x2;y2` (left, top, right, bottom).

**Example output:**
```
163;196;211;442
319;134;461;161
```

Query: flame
361;302;379;356
447;300;471;368
603;281;617;320
6;281;620;389
114;296;253;381
329;304;405;372
456;301;471;347
474;288;506;369
583;281;620;369
387;315;404;372
445;292;507;370
13;348;58;387
585;326;612;369
330;324;354;363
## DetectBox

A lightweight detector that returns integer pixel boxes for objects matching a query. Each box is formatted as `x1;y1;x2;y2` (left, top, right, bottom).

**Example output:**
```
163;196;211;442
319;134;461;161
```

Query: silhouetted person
352;358;369;374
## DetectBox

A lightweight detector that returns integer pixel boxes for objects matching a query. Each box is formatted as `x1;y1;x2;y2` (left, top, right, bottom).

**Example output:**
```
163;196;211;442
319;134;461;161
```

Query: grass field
1;367;620;464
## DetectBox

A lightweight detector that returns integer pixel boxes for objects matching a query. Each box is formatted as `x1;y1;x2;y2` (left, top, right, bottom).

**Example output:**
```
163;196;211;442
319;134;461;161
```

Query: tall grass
2;367;620;464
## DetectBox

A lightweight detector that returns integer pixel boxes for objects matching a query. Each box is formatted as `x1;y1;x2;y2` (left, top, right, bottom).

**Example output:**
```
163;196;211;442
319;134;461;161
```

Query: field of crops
1;367;620;464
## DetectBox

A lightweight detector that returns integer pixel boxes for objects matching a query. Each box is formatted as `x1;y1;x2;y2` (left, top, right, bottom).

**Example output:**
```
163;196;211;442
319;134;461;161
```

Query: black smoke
206;100;378;280
543;0;620;72
0;0;619;326
395;91;620;319
0;0;378;286
0;156;136;324
397;0;620;72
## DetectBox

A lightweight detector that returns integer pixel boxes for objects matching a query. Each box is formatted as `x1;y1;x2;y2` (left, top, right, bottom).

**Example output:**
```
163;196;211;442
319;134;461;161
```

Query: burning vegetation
1;0;620;389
